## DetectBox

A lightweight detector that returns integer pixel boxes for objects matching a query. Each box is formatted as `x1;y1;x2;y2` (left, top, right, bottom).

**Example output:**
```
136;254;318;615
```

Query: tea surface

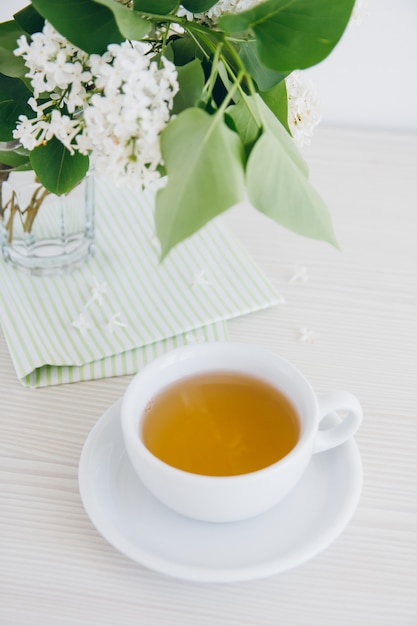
141;371;300;476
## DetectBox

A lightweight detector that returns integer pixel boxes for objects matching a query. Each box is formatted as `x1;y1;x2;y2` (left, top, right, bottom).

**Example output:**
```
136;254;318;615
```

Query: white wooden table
1;128;416;625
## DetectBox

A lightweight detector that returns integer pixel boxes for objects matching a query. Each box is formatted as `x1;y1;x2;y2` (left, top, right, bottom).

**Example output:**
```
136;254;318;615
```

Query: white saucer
78;399;362;583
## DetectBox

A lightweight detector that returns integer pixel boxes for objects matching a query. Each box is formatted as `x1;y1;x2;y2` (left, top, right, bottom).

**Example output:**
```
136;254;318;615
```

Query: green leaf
0;21;28;79
93;0;150;41
13;5;45;35
29;137;89;195
0;74;33;141
0;20;26;50
239;40;287;91
9;160;32;172
170;35;204;66
0;47;27;79
155;108;245;257
260;79;290;132
219;0;355;72
246;96;338;247
0;146;30;169
172;58;205;114
133;0;179;13
227;98;260;156
31;0;125;54
181;0;217;12
216;60;236;105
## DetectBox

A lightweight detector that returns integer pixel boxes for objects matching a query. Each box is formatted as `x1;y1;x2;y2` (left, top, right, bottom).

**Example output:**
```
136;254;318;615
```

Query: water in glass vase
0;169;95;276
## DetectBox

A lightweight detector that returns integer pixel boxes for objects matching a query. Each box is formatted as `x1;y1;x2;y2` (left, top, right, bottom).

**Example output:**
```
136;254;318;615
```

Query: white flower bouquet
0;0;355;256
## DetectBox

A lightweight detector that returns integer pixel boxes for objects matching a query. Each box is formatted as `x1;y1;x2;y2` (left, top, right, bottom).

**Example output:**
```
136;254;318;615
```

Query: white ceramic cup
121;342;363;523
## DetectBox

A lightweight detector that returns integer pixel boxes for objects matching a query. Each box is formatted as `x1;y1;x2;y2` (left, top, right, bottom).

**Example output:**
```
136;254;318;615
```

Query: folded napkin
0;182;281;387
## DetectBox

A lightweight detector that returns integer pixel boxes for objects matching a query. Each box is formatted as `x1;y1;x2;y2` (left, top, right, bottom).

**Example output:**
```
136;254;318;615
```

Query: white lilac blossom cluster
81;43;178;189
178;0;264;22
13;23;179;190
285;71;321;148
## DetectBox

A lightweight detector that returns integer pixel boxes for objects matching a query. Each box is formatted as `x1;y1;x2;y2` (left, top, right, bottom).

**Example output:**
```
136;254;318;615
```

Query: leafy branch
0;0;356;255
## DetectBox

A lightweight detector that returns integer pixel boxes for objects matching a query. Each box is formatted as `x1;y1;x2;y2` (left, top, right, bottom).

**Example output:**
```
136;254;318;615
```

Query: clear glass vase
0;167;95;276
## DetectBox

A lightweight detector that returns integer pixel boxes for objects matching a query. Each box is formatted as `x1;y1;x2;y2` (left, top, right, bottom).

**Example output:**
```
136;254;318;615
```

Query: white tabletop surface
1;127;416;625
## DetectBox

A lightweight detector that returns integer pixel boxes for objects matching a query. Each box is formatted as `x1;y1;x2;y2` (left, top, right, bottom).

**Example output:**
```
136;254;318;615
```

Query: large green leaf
260;79;290;132
0;47;27;79
30;137;89;195
93;0;150;41
227;98;260;157
0;20;26;50
133;0;179;13
181;0;217;12
246;95;338;247
13;5;45;35
172;58;205;114
155;108;245;257
219;0;355;72
170;35;204;66
31;0;125;54
251;94;307;176
0;21;28;79
0;74;33;141
0;146;30;169
239;40;287;91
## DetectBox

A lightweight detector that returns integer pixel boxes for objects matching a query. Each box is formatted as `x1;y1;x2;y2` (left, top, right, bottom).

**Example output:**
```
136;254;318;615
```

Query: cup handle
313;391;363;454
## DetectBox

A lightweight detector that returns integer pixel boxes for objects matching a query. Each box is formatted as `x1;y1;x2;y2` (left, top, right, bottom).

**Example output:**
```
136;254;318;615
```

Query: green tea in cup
142;371;300;476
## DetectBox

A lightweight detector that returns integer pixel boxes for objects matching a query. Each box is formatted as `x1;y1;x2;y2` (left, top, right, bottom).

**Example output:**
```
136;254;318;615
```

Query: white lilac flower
13;106;82;152
298;327;317;344
12;115;40;150
106;312;128;333
71;313;91;334
28;97;50;115
46;109;81;152
185;332;206;344
86;276;108;308
88;50;113;84
289;265;309;284
15;22;89;99
190;269;213;287
18;23;90;97
285;71;321;148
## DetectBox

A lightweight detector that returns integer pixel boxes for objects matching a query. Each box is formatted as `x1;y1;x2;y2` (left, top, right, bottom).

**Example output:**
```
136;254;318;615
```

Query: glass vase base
1;236;95;276
1;169;95;276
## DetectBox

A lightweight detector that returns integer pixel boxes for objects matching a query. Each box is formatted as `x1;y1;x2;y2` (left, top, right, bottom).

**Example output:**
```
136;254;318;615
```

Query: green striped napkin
0;182;281;387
